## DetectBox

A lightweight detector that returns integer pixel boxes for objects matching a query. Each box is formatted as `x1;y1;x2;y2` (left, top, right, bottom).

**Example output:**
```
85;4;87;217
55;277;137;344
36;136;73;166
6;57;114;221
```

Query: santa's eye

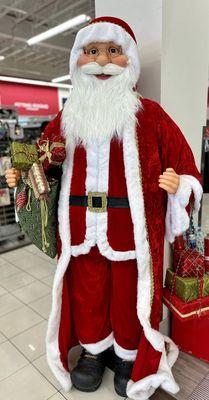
87;48;99;56
108;46;121;56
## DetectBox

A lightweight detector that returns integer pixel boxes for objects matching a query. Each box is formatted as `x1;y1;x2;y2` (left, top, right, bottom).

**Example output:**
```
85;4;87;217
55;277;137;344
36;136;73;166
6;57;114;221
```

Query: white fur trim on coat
114;340;137;361
71;143;97;257
46;139;75;393
165;174;203;244
71;140;136;260
127;336;179;400
96;139;136;260
69;22;140;83
81;332;114;355
123;122;180;399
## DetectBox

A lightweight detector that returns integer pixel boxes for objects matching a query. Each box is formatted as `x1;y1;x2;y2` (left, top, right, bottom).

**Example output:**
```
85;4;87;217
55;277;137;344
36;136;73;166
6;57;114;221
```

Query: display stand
0;106;25;245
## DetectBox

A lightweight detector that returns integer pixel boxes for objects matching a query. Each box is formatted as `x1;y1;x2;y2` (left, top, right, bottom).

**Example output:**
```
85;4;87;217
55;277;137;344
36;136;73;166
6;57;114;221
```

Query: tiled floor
0;193;209;400
0;244;125;400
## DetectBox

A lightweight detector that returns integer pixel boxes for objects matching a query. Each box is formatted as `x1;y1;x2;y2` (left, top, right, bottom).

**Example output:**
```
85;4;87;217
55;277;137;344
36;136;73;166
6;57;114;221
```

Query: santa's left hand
158;168;180;194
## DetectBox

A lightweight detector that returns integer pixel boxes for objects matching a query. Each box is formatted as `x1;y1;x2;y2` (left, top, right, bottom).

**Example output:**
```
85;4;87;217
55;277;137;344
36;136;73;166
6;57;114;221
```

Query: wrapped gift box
165;268;209;302
37;139;65;168
174;248;205;278
11;142;38;170
163;287;209;321
171;314;209;363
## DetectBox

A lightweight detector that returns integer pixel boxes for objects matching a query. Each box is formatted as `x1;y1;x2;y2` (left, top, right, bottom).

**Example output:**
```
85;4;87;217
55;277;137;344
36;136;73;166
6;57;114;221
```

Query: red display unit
171;314;209;363
0;81;59;116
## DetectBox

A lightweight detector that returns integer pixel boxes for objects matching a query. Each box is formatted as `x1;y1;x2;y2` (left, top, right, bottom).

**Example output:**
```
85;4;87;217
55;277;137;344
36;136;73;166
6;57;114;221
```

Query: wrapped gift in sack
165;268;209;303
27;162;51;253
37;138;65;169
11;142;38;170
176;248;205;278
28;162;50;200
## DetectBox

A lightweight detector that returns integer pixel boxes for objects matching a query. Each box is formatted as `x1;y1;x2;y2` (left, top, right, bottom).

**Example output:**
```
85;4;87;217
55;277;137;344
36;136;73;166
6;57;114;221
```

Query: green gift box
11;142;38;170
165;268;209;303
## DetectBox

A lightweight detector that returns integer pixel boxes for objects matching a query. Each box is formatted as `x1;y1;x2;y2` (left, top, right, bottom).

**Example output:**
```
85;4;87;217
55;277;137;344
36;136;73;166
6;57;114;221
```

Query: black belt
69;192;129;213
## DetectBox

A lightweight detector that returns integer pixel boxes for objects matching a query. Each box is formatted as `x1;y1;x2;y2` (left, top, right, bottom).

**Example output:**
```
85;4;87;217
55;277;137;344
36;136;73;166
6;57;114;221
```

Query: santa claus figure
6;16;203;400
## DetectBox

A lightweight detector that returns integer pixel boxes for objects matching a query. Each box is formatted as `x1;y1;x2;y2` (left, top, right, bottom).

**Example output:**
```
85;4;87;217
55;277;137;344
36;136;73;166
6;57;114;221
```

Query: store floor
0;191;209;400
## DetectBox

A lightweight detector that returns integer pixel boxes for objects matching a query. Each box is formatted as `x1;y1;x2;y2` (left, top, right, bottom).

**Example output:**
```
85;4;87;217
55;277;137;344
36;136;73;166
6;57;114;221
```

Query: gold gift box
165;268;209;303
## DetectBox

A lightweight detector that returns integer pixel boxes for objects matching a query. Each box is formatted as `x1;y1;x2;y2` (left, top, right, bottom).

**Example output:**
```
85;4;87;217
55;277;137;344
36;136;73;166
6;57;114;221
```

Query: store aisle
0;243;208;400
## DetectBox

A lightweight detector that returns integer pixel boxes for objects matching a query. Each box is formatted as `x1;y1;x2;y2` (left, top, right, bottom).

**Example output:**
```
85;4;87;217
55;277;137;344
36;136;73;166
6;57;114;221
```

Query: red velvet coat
38;98;203;399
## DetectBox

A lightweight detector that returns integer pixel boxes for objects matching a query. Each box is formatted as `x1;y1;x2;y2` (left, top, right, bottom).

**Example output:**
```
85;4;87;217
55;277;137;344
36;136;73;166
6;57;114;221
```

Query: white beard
62;62;141;147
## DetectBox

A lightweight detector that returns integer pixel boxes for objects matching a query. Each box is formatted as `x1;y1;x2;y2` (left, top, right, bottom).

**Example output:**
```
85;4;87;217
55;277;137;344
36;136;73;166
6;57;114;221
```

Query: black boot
114;355;134;397
71;349;106;392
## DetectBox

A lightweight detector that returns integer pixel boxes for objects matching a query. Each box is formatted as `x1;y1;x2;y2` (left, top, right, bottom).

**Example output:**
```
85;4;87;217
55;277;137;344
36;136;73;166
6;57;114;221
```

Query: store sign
0;81;59;116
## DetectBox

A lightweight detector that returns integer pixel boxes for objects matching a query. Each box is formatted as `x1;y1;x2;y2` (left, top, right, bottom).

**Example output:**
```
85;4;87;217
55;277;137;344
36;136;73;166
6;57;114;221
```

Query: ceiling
0;0;95;82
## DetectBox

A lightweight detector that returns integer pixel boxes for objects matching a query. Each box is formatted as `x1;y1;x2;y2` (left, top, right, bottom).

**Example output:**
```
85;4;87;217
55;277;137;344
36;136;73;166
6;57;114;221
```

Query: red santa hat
69;16;140;83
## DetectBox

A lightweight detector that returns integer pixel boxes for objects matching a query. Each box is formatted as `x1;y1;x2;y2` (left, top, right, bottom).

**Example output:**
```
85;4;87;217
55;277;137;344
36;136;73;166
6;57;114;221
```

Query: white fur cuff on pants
80;332;114;354
114;340;137;361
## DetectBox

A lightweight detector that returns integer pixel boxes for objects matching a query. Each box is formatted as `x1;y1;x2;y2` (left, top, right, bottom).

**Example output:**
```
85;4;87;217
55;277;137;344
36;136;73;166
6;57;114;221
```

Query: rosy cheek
77;54;90;66
112;55;129;67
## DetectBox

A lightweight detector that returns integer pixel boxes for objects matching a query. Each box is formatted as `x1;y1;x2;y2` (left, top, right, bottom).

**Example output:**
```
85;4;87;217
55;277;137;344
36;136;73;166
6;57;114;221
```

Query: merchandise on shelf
0;188;11;206
0;156;11;175
0;105;25;243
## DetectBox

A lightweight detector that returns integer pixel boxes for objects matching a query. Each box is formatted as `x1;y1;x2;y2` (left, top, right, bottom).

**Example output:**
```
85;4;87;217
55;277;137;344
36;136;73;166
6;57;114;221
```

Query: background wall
161;0;209;169
95;0;162;102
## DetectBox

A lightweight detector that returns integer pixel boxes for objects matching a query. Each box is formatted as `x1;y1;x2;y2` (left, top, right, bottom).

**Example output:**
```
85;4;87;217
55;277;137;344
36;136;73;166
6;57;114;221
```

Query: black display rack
0;107;25;245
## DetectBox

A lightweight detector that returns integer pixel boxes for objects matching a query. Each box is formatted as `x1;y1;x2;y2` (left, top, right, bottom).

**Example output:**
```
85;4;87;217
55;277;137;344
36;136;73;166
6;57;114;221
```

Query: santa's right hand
5;168;21;188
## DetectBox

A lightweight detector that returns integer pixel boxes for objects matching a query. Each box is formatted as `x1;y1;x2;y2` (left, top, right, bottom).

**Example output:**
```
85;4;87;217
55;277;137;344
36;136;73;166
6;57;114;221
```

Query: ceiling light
0;75;72;89
27;14;91;46
0;56;5;61
52;74;71;83
2;6;27;15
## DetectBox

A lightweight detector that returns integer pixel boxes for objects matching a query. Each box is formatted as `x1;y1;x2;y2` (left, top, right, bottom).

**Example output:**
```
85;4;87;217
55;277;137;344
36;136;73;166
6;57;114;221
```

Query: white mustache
80;62;126;76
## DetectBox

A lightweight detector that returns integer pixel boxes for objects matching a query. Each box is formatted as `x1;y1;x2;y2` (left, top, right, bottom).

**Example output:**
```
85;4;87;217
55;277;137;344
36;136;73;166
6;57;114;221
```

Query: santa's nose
96;53;111;66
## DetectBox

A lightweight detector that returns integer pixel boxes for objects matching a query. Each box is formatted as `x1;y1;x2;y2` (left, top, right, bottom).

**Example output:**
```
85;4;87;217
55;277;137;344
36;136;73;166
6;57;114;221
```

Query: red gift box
171;313;209;363
174;248;205;278
163;287;209;321
205;235;209;273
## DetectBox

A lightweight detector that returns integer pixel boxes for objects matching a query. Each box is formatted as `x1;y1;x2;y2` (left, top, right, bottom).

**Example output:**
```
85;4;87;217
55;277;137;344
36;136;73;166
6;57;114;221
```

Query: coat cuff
165;175;203;243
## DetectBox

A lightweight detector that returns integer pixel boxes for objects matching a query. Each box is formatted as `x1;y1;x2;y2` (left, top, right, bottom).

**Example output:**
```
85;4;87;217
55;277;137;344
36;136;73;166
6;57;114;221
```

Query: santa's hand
5;168;21;188
158;168;180;194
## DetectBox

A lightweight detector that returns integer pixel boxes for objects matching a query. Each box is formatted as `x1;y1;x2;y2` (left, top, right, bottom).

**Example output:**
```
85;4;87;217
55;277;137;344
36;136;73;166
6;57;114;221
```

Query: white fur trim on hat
69;22;140;83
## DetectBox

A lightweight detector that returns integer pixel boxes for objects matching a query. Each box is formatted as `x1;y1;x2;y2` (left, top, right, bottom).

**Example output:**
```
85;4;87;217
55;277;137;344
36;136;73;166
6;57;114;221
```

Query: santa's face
62;40;140;146
77;41;129;80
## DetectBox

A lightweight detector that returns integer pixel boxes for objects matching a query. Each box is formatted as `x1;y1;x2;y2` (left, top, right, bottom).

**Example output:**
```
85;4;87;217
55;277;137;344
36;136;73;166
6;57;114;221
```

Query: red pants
69;246;143;360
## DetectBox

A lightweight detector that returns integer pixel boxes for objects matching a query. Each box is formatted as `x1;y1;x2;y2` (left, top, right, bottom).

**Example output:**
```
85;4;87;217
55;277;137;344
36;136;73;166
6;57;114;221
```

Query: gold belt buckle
87;192;107;213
